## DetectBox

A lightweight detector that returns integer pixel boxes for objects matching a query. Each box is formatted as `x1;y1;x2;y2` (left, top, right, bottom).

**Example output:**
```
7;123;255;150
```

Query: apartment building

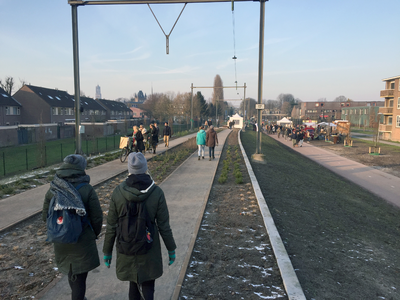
379;75;400;141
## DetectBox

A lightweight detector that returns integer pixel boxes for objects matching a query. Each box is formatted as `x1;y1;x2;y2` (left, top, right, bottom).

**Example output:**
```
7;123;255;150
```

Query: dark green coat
103;180;176;284
42;166;103;276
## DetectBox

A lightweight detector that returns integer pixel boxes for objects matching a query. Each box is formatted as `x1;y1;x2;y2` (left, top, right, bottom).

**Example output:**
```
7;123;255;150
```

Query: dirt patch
310;138;400;178
179;130;287;300
241;131;400;300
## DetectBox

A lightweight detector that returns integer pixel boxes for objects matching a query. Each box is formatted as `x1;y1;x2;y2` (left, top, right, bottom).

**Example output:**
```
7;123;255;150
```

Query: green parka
103;178;176;284
42;166;103;276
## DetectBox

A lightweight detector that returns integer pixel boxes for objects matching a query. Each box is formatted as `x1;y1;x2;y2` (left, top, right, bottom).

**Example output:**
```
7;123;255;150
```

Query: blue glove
168;250;176;266
104;255;112;268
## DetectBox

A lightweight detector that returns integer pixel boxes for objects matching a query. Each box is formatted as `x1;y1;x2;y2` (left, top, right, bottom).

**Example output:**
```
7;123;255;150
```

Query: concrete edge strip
238;130;306;300
171;129;230;300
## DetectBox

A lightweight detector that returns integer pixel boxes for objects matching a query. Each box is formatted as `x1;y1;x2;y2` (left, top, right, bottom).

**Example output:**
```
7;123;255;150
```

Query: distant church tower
95;85;102;99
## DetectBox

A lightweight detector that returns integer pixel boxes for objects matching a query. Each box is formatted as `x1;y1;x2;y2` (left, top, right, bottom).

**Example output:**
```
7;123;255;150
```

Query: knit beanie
128;152;148;175
63;154;87;171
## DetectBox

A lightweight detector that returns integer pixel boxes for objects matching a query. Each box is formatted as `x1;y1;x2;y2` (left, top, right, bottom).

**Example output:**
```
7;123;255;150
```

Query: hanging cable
231;0;238;90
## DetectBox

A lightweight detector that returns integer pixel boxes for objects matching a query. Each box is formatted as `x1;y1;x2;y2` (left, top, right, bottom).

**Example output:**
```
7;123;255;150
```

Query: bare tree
212;75;224;105
333;95;347;102
0;76;15;95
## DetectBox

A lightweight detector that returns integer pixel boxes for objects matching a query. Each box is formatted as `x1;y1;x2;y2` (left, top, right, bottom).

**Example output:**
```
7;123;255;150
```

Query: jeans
129;280;155;300
198;145;205;157
68;270;88;300
209;146;215;158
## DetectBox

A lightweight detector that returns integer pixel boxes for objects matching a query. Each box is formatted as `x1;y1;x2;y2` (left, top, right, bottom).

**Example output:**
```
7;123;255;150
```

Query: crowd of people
264;124;313;148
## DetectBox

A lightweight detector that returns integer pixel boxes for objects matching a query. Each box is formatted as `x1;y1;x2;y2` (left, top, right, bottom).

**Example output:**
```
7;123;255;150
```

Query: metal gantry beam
69;0;259;5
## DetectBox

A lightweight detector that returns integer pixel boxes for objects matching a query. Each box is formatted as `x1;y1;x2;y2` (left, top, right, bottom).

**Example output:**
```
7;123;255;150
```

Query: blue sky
1;0;399;105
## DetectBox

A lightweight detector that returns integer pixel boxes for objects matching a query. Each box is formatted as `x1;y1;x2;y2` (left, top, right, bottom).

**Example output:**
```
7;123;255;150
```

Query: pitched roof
80;96;107;111
0;87;22;106
97;99;131;111
26;85;75;108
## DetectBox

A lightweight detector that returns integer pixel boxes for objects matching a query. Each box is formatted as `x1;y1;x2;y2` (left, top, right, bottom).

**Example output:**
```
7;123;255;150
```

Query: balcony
380;90;395;97
379;107;393;115
379;124;392;132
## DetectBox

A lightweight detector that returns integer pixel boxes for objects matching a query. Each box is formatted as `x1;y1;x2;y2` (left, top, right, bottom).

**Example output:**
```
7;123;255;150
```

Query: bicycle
119;137;135;162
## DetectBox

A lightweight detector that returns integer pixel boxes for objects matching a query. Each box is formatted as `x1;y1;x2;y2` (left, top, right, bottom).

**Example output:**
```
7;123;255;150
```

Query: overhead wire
231;0;238;91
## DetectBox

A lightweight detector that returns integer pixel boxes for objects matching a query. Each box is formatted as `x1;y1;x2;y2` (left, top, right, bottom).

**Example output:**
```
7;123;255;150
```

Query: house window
346;103;350;107
398;98;400;109
95;110;100;115
388;116;392;125
111;111;114;115
390;81;395;89
5;106;20;115
397;116;400;127
89;110;94;115
67;108;74;115
57;107;63;115
364;109;367;114
102;110;106;115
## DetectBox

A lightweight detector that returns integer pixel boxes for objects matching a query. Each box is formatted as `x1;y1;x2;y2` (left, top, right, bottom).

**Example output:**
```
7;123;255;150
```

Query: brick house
95;99;132;120
0;87;22;126
13;85;76;124
79;96;108;122
379;75;400;141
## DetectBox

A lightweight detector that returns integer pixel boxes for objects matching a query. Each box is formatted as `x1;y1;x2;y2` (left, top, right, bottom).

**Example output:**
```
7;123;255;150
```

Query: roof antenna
148;3;187;54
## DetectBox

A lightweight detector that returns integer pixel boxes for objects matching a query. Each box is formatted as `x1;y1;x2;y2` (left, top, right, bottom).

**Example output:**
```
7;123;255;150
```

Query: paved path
0;132;200;233
266;132;400;208
39;129;231;300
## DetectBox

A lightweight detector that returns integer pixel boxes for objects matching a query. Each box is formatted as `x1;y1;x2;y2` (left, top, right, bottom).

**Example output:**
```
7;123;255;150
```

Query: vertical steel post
243;83;246;129
191;83;194;131
256;0;265;154
72;5;82;154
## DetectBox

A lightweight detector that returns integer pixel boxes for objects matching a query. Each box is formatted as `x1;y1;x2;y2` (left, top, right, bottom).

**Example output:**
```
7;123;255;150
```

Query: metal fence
0;122;199;178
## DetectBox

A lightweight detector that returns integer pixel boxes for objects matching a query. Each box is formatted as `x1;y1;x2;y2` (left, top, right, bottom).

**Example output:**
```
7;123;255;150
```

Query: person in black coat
150;124;159;154
133;126;145;153
163;122;172;148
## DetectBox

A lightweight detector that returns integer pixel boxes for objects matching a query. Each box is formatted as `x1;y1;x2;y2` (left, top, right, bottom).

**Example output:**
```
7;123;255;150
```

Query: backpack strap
74;182;93;231
75;182;88;190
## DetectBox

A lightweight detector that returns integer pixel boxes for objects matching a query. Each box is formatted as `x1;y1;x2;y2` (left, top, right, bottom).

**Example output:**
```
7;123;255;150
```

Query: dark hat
62;154;87;171
128;152;148;175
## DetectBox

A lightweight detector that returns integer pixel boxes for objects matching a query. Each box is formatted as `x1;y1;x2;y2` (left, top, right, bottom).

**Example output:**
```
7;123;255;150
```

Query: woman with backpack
42;154;103;300
103;152;176;300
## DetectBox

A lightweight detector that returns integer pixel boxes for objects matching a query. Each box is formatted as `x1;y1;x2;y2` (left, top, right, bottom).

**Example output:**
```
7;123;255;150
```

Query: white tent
277;117;292;125
228;113;243;128
303;122;316;127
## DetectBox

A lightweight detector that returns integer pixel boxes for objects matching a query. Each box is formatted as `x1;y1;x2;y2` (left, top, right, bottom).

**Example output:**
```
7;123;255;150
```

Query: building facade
379;75;400;141
0;87;22;126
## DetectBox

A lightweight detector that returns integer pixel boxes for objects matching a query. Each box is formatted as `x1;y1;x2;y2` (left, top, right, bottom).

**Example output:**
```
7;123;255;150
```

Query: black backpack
116;199;155;256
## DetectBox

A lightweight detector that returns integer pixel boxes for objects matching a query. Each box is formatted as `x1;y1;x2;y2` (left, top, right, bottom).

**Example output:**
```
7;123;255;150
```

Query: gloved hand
104;255;112;268
168;250;176;266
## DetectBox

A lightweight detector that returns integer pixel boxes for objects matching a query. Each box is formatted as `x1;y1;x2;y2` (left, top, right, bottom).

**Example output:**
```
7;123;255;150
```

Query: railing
380;90;395;97
379;124;392;132
379;107;393;114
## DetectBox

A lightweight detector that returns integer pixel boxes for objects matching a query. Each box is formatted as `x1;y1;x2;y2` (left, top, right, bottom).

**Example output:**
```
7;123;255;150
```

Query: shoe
202;157;204;159
212;156;215;159
198;157;200;160
209;158;211;161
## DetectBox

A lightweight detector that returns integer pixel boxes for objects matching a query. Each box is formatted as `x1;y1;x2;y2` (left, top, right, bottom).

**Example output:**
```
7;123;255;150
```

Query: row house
292;101;383;123
341;105;383;127
12;85;130;125
96;98;133;120
379;75;400;141
0;87;22;126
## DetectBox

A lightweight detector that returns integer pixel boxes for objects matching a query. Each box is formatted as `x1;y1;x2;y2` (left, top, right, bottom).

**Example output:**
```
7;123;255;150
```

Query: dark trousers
209;146;215;158
68;270;88;300
129;280;155;300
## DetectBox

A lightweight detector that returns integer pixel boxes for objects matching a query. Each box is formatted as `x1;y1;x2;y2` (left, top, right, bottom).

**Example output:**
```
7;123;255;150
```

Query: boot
198;157;200;160
209;157;211;161
202;157;204;159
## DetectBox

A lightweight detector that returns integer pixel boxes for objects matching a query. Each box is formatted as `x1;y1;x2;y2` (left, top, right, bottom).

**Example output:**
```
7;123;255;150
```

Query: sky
1;0;400;106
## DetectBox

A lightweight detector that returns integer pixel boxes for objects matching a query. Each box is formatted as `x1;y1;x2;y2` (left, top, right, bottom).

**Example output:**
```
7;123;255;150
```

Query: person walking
291;130;298;148
196;125;206;160
42;154;103;300
163;122;172;148
103;152;176;300
149;123;159;154
133;126;145;153
206;125;218;161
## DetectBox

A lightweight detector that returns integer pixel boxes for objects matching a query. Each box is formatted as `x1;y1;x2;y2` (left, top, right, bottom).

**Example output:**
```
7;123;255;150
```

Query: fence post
26;148;28;170
3;152;6;176
45;146;47;166
86;139;88;155
61;143;63;161
106;137;108;151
